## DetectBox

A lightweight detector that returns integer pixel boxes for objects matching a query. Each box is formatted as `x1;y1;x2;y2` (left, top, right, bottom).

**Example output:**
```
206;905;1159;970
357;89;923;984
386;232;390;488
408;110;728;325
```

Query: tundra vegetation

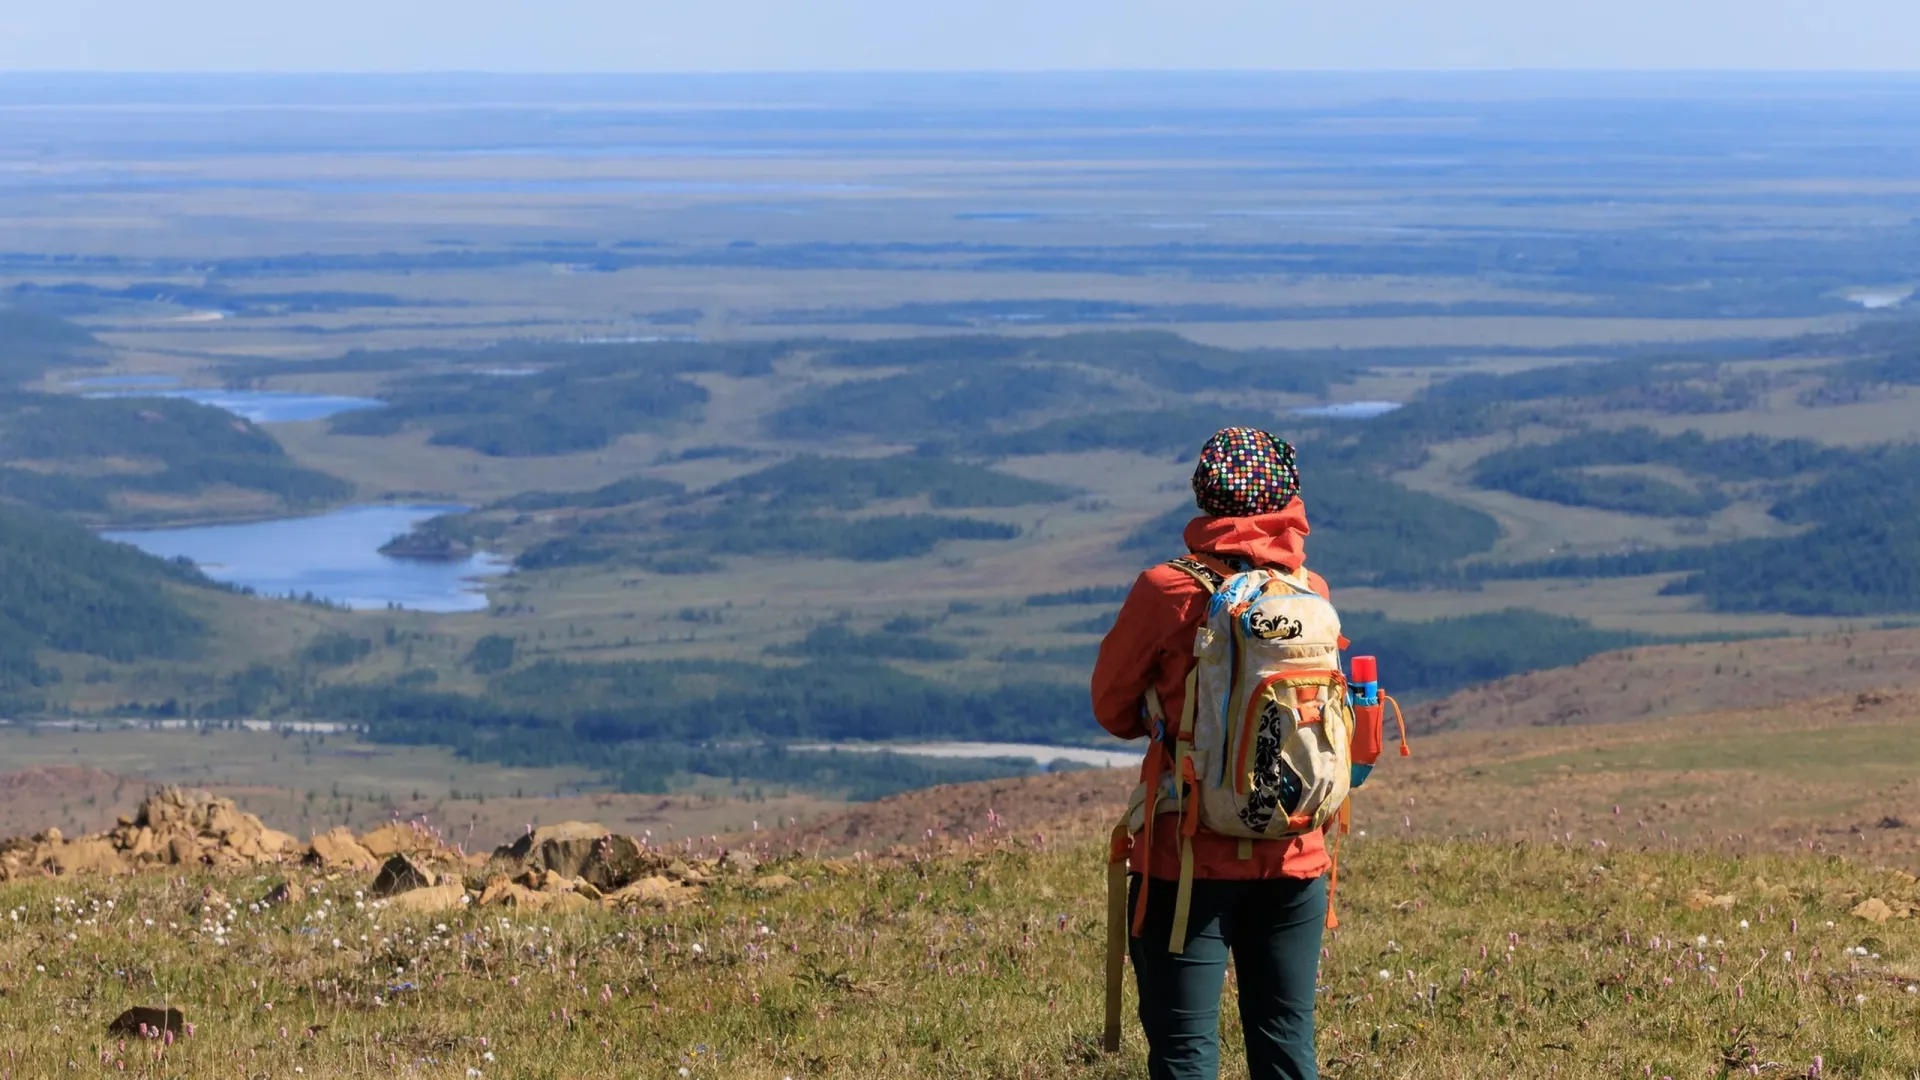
0;830;1915;1078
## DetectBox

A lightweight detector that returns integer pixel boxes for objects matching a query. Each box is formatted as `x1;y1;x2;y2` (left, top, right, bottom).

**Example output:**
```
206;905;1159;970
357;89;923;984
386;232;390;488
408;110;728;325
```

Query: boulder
48;838;126;877
124;827;159;860
493;822;663;891
1683;890;1736;911
305;827;376;870
578;833;653;890
369;853;438;898
384;882;468;914
163;836;200;866
495;821;602;874
603;874;696;909
358;822;444;860
106;1006;185;1037
479;875;549;910
240;827;296;860
509;867;583;895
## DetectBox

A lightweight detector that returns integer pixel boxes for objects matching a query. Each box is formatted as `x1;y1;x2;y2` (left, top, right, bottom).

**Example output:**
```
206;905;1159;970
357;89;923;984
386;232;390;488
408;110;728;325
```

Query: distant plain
4;73;1920;815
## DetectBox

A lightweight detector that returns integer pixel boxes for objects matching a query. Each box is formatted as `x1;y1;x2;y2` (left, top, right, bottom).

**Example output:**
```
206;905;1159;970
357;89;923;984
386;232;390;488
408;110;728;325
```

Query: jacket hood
1180;499;1312;571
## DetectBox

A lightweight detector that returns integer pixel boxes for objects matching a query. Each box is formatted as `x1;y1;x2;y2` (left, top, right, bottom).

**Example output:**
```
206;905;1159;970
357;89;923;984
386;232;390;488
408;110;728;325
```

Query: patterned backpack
1102;553;1407;1051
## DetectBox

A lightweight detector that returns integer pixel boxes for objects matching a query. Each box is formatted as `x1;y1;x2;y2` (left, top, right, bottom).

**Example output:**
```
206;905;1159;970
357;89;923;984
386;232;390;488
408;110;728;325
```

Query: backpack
1102;553;1407;1052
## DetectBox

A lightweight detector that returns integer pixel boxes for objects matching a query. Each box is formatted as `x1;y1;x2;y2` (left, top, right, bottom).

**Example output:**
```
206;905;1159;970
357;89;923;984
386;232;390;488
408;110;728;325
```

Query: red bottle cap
1350;655;1378;683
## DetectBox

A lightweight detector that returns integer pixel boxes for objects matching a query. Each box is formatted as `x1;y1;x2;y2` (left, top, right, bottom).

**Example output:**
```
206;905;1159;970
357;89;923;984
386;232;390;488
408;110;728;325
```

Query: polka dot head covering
1191;427;1300;518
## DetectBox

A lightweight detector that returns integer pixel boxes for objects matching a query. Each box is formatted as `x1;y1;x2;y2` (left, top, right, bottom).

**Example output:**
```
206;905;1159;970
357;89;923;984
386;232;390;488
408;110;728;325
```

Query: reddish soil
1408;627;1920;733
758;687;1920;874
0;766;145;839
755;769;1134;857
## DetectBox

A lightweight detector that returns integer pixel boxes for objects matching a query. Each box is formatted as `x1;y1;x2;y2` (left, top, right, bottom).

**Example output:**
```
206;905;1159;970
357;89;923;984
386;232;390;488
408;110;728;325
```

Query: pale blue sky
0;0;1912;73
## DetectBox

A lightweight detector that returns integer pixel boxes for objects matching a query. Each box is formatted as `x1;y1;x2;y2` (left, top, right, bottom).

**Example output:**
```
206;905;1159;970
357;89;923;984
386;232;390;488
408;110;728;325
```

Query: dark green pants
1128;873;1327;1080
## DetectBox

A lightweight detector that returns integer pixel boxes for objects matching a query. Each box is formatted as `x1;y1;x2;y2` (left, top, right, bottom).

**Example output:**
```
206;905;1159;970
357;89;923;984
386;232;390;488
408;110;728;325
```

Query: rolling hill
0;505;212;701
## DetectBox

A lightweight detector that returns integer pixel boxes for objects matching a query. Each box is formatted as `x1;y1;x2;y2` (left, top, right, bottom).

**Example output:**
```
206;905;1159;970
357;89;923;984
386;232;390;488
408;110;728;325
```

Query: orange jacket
1092;501;1332;882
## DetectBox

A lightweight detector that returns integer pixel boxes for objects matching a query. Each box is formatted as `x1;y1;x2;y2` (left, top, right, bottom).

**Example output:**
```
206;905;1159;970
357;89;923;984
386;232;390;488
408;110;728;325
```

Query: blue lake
105;505;509;613
83;388;386;423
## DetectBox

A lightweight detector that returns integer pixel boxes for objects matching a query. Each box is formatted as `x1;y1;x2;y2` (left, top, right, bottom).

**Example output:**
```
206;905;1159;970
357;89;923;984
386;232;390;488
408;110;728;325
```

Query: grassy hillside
0;393;351;524
0;833;1912;1078
0;506;210;700
0;307;103;384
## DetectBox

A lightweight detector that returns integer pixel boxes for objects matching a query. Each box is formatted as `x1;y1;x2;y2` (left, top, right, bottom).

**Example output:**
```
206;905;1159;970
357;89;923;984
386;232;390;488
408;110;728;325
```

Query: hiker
1092;427;1333;1080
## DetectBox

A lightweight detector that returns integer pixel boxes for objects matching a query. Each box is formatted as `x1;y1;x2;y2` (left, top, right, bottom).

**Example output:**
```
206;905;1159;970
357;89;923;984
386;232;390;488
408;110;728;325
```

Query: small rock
1852;897;1896;924
107;1006;184;1037
1684;890;1736;911
754;874;799;892
479;876;549;910
513;867;577;894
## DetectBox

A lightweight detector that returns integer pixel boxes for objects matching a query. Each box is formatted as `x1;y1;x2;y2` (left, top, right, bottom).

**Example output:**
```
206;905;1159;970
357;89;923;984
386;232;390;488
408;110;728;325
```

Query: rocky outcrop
1;804;788;918
113;787;297;866
1;788;293;878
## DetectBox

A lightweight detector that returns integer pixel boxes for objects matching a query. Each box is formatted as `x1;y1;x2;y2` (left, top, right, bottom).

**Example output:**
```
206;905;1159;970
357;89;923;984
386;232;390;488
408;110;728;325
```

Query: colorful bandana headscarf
1191;427;1300;518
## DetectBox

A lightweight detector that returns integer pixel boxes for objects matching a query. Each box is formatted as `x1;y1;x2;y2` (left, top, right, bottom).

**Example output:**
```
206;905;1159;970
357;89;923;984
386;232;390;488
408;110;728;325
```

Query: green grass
1;837;1914;1078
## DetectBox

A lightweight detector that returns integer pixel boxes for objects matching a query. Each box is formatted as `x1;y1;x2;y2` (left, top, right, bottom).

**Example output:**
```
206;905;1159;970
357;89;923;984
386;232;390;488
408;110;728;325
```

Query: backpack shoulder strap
1164;553;1233;594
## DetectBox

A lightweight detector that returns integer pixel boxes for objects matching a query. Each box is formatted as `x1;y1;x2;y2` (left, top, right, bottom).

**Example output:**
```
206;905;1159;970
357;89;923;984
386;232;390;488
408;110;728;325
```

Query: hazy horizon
3;1;1915;75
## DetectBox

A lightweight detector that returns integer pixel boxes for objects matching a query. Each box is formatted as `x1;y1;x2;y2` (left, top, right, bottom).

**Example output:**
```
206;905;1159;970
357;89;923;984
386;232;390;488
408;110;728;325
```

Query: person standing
1092;427;1331;1080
